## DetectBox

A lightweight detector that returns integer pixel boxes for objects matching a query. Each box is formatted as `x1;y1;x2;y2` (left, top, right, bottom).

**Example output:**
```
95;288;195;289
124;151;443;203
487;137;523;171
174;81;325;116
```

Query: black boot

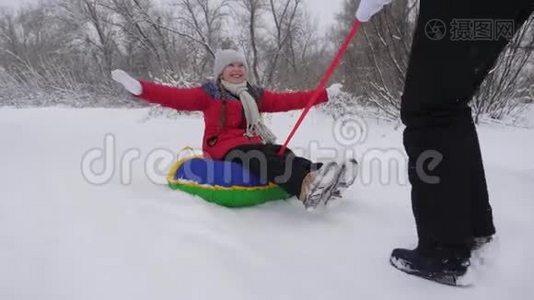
390;245;472;287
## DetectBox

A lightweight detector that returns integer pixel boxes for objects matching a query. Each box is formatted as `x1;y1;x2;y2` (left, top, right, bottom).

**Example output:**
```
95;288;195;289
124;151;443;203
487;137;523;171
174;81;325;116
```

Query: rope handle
278;20;362;156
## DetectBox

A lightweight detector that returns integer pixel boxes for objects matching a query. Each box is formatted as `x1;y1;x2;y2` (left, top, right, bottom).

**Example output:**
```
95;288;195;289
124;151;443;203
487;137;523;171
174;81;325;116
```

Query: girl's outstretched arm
259;88;328;113
138;80;209;111
112;69;208;111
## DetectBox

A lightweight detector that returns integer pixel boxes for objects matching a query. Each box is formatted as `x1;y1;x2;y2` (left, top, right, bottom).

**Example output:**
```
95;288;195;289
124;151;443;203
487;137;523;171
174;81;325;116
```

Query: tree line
0;0;532;122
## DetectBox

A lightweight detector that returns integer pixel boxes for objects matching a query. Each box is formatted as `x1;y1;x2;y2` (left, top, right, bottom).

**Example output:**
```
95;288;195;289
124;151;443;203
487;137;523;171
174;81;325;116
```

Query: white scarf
221;80;277;144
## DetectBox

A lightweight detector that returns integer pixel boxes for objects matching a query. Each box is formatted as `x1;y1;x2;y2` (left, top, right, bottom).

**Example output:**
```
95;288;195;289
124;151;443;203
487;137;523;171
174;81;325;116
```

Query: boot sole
325;158;359;205
303;162;338;210
389;256;472;287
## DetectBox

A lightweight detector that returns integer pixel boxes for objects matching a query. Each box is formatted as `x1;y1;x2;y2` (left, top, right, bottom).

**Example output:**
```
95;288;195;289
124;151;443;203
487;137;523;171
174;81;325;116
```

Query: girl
112;49;346;208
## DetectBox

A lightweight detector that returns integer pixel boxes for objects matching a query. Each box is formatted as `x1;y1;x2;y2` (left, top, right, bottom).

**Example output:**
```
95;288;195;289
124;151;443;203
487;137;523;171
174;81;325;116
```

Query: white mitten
355;0;394;22
326;83;343;99
111;69;142;96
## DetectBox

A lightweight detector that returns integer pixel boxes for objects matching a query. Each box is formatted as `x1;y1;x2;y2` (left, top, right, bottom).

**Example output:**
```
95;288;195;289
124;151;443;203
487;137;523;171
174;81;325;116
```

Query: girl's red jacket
138;80;329;160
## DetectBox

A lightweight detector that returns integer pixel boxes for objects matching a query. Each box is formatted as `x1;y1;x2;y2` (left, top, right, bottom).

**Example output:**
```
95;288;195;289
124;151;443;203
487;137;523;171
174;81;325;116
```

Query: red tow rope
278;20;361;156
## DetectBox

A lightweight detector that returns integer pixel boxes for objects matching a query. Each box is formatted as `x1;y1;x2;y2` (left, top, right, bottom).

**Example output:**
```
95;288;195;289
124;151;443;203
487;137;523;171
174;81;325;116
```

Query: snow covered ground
1;106;533;300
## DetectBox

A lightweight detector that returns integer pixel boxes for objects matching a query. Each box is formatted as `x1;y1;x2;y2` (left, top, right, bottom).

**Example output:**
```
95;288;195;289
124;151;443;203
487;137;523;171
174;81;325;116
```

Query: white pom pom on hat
213;49;248;78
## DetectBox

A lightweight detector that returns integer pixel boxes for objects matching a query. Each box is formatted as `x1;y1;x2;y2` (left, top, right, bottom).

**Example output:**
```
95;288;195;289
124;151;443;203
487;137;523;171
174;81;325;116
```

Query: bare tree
0;1;129;106
57;0;120;75
173;0;229;56
332;0;415;119
7;0;529;120
472;15;534;123
231;0;320;87
101;0;172;74
262;0;301;86
232;0;265;82
167;0;230;75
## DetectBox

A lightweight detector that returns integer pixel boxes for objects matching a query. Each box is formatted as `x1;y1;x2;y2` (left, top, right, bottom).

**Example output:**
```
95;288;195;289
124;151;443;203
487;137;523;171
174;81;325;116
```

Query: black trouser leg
223;144;321;197
470;130;495;238
402;0;532;247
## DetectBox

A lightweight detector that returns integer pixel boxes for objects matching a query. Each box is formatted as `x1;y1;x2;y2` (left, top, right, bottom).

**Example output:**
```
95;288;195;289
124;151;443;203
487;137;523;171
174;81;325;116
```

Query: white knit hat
213;49;248;78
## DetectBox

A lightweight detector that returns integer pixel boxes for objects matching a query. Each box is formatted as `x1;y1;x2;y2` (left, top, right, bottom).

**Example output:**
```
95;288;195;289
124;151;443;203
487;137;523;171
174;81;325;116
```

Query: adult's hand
355;0;394;22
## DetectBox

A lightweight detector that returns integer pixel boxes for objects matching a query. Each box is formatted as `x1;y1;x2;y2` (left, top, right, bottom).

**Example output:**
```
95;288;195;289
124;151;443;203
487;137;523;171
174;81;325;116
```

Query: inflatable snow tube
166;151;290;207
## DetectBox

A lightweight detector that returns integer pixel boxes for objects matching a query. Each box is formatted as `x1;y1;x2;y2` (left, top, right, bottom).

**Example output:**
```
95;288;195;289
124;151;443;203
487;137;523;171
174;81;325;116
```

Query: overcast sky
0;0;345;29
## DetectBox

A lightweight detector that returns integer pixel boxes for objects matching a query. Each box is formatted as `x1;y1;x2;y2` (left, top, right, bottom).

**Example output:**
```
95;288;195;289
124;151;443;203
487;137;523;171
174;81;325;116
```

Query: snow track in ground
1;108;533;300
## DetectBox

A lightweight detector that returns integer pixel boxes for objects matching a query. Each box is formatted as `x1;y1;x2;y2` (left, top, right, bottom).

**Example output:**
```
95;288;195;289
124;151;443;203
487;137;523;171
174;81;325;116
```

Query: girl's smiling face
221;63;247;84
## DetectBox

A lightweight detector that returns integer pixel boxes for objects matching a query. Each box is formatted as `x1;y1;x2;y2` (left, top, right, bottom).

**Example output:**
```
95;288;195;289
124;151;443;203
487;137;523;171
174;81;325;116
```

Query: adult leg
401;0;531;248
391;1;532;285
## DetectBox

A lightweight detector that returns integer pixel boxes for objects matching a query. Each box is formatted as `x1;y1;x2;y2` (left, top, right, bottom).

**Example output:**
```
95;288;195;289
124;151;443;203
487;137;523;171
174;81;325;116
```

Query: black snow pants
401;0;532;247
223;144;322;197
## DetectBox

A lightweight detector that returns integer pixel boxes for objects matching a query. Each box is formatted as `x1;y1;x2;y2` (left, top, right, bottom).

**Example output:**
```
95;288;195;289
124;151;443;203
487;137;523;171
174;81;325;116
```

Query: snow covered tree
472;15;534;123
331;0;415;119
